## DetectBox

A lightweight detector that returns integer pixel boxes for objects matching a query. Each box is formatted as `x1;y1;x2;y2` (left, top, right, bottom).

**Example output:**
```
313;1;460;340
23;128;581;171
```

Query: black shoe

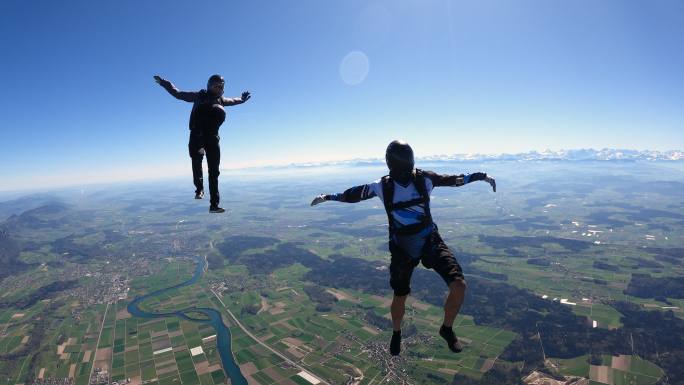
389;330;401;356
195;191;204;199
439;325;463;353
209;206;225;213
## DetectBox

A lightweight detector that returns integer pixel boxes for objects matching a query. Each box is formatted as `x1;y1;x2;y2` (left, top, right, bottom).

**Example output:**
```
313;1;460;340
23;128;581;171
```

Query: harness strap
381;170;433;237
392;197;426;210
413;169;432;221
381;175;394;237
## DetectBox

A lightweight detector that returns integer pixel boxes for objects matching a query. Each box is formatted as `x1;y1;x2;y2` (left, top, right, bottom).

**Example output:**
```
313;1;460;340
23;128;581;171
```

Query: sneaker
389;330;401;356
439;325;463;353
209;206;225;213
195;191;204;199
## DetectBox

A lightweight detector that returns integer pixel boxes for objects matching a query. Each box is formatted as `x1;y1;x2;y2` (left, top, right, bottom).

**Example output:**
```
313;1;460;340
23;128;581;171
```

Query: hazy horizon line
1;147;682;195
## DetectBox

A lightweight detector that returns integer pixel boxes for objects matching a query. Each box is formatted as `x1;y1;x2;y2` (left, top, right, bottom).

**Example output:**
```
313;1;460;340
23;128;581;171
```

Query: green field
554;354;663;385
1;161;682;385
216;263;518;384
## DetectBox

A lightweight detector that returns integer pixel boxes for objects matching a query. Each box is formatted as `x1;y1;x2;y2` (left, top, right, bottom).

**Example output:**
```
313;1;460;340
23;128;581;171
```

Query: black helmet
207;74;224;87
386;140;414;184
207;74;225;96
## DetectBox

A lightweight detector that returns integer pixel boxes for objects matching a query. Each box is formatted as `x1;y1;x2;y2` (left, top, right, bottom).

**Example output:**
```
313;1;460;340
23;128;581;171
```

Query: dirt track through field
611;354;630;371
590;365;611;385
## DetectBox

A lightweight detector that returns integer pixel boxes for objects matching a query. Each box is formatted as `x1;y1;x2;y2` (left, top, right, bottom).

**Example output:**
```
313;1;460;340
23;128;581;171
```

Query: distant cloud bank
259;148;683;170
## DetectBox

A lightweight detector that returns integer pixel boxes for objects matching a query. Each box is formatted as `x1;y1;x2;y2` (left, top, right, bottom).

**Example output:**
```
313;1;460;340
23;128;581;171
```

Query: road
210;289;331;385
87;302;109;385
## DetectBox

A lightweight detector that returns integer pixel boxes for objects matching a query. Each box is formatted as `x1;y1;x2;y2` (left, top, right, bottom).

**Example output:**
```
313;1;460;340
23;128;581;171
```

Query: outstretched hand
241;91;251;102
485;176;496;192
153;75;168;86
310;195;326;206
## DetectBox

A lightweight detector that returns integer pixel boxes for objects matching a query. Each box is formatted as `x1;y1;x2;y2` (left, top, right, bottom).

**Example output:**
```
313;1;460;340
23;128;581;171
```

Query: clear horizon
1;146;682;194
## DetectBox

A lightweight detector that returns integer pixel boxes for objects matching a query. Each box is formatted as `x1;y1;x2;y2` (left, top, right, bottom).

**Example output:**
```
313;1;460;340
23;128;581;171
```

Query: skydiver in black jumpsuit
154;74;251;213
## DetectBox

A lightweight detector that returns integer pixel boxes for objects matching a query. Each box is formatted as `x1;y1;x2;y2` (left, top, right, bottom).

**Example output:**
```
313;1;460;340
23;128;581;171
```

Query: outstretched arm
153;75;198;102
222;91;251;106
311;184;377;206
423;170;496;192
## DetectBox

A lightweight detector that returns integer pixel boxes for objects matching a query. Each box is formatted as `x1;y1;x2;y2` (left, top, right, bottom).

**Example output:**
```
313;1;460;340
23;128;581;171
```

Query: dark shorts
389;230;464;296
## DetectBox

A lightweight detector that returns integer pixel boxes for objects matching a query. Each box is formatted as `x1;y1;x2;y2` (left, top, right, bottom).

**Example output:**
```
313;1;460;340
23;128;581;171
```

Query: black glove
153;75;170;88
468;172;487;182
311;194;328;206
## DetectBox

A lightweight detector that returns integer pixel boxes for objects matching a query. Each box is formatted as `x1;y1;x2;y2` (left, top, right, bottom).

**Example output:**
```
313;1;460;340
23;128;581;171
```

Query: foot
389;330;401;356
439;325;463;353
195;191;204;199
209;206;225;213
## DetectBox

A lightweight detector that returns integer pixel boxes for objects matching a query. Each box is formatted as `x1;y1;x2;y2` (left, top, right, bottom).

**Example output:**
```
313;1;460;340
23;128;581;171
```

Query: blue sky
1;0;682;190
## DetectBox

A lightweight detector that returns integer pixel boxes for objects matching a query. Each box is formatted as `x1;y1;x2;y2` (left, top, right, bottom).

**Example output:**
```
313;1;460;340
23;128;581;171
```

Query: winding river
127;256;247;385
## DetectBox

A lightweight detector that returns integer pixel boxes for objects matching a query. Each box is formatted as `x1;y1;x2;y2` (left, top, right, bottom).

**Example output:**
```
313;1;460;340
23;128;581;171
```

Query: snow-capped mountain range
420;148;684;162
280;149;683;169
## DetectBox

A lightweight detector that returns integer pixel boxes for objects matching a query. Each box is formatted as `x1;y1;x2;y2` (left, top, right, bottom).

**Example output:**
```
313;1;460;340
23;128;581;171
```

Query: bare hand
485;176;496;192
241;91;251;102
310;195;326;206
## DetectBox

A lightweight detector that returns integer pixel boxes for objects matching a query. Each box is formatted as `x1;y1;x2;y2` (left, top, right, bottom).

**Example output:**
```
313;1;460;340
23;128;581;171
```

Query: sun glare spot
339;51;370;86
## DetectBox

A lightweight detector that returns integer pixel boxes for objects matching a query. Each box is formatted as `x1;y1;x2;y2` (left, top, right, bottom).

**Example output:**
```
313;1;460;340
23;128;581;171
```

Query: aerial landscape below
1;158;683;385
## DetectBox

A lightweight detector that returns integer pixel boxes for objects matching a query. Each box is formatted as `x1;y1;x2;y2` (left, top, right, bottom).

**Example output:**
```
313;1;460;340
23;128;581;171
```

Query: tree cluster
624;273;684;299
303;284;337;312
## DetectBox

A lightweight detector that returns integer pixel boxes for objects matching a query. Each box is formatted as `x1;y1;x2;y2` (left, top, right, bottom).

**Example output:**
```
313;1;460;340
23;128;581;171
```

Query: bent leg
205;135;221;207
389;294;406;355
388;241;416;331
443;278;466;327
188;134;204;194
424;230;466;327
391;294;407;331
191;154;204;194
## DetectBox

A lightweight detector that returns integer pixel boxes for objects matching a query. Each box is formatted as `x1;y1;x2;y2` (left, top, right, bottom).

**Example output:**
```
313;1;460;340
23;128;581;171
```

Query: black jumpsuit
158;81;243;207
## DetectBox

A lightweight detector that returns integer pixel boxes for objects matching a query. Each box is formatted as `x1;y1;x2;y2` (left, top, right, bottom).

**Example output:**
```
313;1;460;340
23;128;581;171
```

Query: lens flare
339;51;370;86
